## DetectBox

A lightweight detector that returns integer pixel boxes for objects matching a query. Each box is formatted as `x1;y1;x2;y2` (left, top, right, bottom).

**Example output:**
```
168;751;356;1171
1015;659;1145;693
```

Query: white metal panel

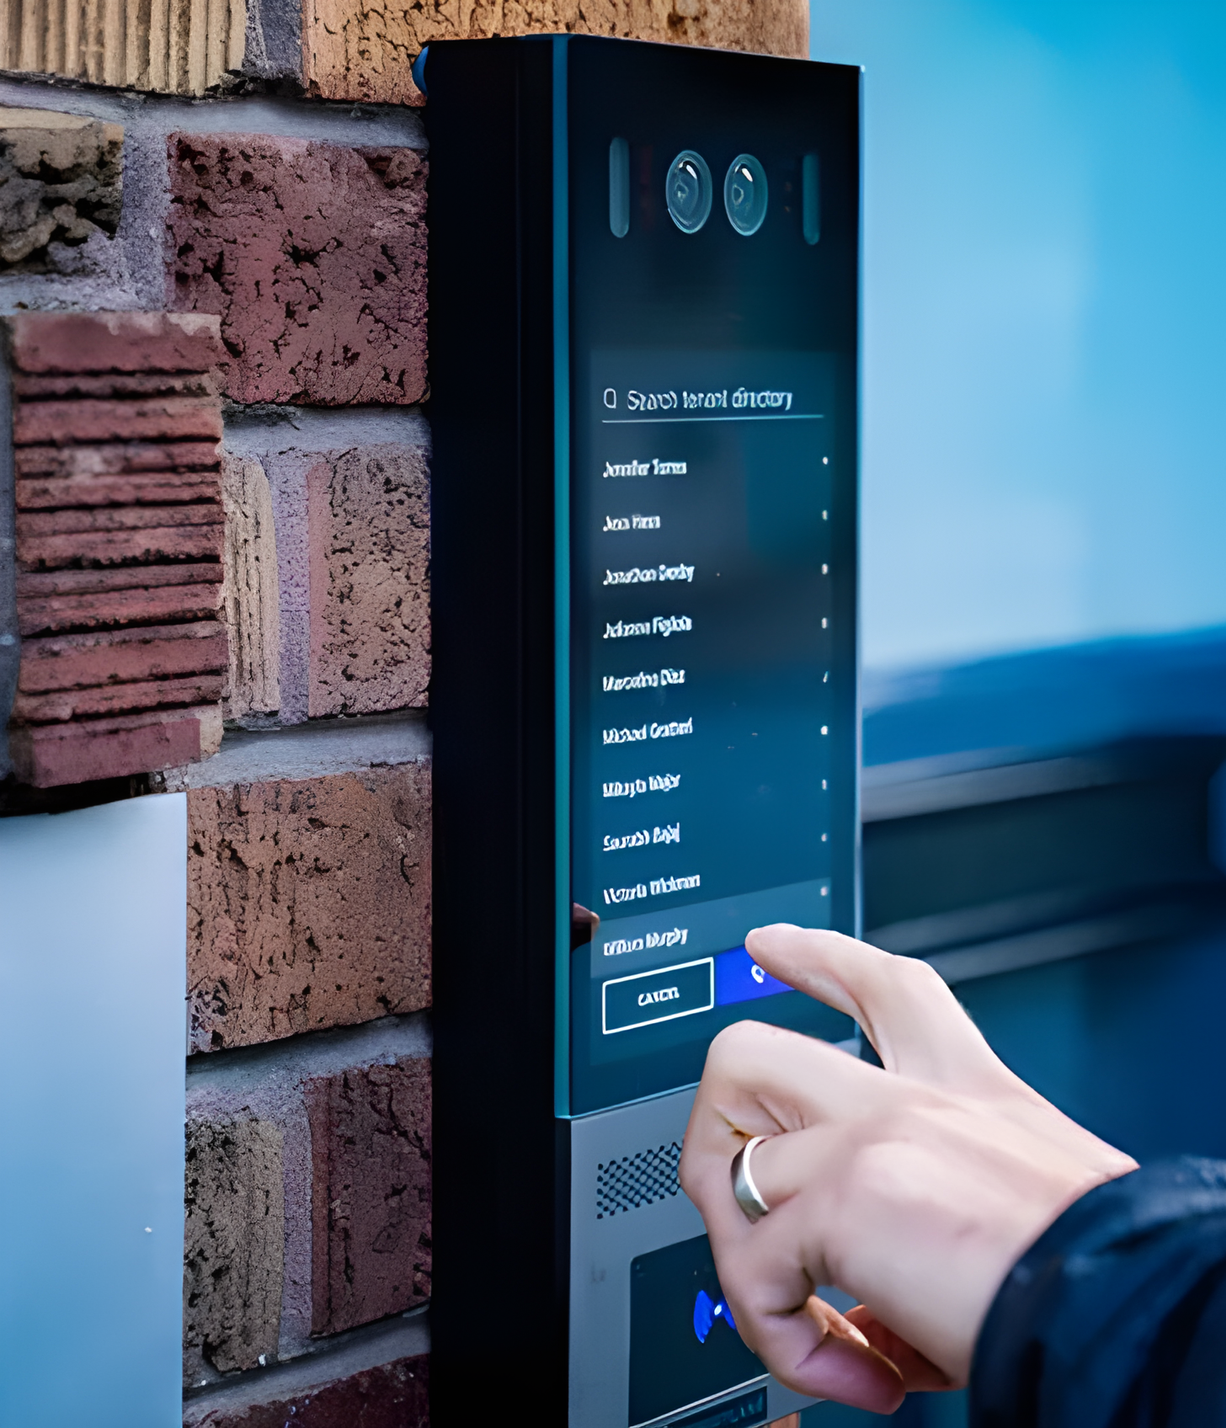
0;793;186;1427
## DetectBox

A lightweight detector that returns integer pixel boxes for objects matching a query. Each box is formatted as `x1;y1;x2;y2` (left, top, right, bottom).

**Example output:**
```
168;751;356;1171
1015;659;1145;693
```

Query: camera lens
665;151;713;234
723;154;768;236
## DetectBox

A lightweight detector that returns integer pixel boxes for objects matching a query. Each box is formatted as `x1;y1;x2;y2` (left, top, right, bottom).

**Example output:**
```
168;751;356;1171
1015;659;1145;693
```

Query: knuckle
894;953;951;999
677;1144;701;1197
705;1017;769;1070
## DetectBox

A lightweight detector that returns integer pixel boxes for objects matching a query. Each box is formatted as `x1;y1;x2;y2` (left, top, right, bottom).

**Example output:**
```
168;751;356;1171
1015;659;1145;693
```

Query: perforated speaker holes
595;1141;683;1219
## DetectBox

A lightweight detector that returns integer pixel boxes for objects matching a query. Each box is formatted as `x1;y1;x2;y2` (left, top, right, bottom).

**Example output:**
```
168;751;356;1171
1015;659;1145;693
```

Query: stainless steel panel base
569;1087;814;1427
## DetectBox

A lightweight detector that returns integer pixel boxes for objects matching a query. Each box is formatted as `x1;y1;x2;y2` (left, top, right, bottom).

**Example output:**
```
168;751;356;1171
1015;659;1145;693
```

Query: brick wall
6;309;228;786
1;0;247;95
0;3;809;1421
2;0;808;101
171;719;433;1419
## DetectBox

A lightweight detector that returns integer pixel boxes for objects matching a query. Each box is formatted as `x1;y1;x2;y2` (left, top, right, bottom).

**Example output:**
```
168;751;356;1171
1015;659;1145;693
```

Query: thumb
844;1306;957;1392
768;1296;905;1412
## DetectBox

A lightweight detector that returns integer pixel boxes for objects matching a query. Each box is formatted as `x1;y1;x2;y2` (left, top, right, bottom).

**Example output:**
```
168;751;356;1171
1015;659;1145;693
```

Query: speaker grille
595;1141;683;1218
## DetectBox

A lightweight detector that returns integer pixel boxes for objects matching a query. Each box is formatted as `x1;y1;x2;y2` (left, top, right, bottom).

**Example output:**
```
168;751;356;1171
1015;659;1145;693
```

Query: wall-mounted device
429;35;860;1427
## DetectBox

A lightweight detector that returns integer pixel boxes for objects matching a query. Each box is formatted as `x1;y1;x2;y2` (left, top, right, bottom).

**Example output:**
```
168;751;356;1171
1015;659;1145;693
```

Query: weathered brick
15;565;224;637
17;473;222;508
15;439;223;476
167;136;427;406
12;393;224;445
9;703;222;787
5;310;225;374
307;445;429;718
6;309;229;786
187;764;431;1052
0;1;244;97
17;585;222;636
14;431;222;511
183;1355;429;1428
18;621;228;692
15;563;223;596
223;457;281;720
184;1117;285;1380
17;518;224;570
11;372;217;399
17;503;223;536
17;523;226;571
18;504;221;536
303;0;809;105
13;671;226;722
0;108;122;271
306;1060;431;1335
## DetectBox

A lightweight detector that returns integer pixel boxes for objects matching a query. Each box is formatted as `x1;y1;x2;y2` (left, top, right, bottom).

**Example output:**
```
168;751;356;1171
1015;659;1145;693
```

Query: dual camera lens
665;150;714;233
665;150;765;236
610;140;820;243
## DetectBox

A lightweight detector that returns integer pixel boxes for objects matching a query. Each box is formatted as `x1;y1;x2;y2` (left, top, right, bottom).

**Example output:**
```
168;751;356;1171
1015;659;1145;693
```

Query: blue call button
714;947;792;1007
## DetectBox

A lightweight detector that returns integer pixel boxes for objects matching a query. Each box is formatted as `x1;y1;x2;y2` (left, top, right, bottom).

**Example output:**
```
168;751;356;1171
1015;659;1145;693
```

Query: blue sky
812;0;1226;670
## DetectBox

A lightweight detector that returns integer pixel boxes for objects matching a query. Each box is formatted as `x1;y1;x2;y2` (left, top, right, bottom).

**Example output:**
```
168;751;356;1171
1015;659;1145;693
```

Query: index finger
745;924;1009;1089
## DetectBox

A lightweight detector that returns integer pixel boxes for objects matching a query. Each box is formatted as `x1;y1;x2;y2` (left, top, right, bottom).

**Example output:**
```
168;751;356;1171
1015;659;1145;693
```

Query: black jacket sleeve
970;1158;1226;1428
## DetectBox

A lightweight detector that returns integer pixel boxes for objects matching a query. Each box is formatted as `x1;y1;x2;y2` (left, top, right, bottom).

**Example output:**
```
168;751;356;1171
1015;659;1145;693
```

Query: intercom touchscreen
570;349;854;1112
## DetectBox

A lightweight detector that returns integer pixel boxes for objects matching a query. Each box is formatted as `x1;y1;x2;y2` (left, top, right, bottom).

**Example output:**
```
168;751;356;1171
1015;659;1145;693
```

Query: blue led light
693;1289;739;1343
694;1289;716;1343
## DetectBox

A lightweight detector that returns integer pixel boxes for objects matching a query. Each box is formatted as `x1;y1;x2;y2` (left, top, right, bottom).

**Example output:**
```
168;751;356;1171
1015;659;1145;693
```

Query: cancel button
602;958;714;1035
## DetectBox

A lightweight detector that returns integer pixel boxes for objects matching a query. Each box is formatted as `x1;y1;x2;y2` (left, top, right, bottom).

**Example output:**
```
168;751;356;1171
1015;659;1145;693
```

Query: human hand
678;925;1138;1413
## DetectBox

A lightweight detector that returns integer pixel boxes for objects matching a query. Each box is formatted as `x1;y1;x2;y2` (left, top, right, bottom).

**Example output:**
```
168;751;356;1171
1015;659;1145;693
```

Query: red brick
9;704;221;787
17;504;220;536
17;578;224;636
307;445;430;717
16;473;222;508
19;621;228;691
4;309;228;788
187;764;431;1052
5;310;224;374
16;564;224;596
182;1355;428;1428
15;440;222;476
17;520;224;569
13;672;226;722
167;136;427;406
306;1060;431;1335
11;372;216;399
12;394;224;445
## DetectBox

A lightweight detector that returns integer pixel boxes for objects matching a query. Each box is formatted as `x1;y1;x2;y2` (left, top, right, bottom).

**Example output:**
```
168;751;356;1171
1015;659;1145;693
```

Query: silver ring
730;1135;772;1223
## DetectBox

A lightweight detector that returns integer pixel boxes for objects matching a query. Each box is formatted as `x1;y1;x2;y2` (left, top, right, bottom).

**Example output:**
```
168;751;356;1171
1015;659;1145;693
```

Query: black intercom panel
429;35;860;1426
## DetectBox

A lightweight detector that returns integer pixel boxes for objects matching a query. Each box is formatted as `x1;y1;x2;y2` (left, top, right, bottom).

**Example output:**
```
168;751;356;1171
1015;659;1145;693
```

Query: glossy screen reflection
570;350;852;1111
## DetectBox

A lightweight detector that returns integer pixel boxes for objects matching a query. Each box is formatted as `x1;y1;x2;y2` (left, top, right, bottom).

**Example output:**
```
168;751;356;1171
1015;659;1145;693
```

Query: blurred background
803;1;1226;1422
